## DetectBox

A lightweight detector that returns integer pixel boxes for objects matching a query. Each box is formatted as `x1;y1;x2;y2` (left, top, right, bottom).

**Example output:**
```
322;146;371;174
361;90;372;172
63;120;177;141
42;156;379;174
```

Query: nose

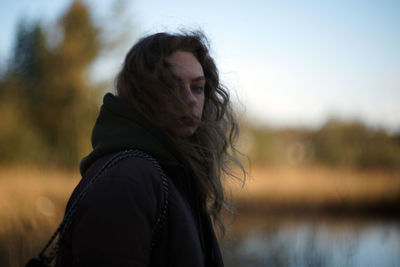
182;85;197;106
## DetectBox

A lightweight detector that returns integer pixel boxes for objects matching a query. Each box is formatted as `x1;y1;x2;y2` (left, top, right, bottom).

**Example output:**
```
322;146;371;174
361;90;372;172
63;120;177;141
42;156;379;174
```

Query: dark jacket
55;93;224;267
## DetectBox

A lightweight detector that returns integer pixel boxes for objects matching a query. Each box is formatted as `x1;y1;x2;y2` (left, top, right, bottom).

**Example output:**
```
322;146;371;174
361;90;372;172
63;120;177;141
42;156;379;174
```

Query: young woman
54;31;245;267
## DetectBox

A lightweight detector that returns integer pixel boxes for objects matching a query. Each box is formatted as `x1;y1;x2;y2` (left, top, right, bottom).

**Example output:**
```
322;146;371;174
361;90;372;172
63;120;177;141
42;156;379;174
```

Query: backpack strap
26;149;169;267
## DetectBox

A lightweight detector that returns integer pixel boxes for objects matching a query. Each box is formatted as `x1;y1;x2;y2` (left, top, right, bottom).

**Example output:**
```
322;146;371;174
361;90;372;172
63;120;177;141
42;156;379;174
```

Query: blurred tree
0;1;102;166
35;0;101;166
12;21;47;82
0;22;48;163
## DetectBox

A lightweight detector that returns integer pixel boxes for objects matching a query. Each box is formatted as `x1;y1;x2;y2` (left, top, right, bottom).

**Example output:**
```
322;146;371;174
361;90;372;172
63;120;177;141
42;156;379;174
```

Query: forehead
166;50;204;79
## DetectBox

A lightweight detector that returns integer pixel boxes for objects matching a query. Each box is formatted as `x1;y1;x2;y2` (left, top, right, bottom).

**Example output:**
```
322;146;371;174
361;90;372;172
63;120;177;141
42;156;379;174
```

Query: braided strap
35;150;169;266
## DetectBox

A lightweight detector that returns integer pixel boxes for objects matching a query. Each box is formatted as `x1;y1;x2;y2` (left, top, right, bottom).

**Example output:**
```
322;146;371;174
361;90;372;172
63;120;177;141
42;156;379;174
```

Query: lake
221;215;400;267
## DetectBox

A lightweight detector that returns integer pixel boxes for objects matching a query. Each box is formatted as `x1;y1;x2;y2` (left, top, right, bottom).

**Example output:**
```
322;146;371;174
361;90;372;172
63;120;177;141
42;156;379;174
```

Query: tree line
244;118;400;169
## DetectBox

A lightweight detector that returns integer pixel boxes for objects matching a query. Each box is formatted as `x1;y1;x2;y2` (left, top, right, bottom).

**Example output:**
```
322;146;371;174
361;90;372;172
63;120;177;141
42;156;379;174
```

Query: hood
79;93;184;175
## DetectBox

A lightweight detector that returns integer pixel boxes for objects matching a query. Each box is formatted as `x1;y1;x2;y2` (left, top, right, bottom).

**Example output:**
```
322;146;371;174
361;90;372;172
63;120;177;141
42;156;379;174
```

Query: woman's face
162;50;205;137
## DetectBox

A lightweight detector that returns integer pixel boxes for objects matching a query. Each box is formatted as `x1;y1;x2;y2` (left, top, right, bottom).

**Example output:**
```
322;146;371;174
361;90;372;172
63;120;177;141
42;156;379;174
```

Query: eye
191;86;204;94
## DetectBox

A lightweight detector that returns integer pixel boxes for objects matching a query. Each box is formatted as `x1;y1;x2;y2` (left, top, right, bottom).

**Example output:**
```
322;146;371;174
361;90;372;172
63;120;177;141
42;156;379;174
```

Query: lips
180;116;195;126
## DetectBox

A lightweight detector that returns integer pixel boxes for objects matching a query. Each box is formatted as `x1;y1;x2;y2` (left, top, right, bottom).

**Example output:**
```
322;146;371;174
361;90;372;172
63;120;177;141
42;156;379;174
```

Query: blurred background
1;0;399;266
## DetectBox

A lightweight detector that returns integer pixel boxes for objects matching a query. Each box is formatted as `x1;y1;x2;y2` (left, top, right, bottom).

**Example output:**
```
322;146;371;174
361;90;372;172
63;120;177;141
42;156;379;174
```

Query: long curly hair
116;31;246;235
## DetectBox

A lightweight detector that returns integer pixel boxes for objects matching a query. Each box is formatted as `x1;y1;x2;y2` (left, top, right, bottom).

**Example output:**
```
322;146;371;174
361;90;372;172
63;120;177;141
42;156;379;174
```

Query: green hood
79;93;184;175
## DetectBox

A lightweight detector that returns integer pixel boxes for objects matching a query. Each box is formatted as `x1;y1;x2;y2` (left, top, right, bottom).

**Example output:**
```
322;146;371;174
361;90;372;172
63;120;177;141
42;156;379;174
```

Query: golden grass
234;165;400;206
1;165;399;266
0;166;79;267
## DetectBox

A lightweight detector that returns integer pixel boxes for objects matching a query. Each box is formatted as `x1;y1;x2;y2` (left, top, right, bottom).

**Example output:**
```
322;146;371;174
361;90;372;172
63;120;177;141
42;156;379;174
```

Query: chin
178;126;197;137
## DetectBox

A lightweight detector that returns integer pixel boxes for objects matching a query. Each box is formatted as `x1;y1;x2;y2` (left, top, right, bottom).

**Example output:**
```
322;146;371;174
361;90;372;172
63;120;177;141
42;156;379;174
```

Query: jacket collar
80;93;186;175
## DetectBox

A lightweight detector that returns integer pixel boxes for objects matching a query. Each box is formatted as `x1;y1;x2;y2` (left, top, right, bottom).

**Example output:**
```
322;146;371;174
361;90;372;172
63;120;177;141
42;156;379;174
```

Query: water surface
221;216;400;267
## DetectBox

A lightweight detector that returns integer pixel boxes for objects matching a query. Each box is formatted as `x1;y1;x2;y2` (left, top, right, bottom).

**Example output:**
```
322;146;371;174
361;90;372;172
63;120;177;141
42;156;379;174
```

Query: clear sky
1;0;399;132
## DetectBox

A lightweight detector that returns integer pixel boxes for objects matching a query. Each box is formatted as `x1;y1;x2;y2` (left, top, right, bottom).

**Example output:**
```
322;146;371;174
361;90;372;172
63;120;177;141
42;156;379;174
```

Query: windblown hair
116;31;246;235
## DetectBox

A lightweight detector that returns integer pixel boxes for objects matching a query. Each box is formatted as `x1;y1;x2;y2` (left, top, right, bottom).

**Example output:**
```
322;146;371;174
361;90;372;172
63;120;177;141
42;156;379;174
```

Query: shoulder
71;152;166;216
85;151;164;189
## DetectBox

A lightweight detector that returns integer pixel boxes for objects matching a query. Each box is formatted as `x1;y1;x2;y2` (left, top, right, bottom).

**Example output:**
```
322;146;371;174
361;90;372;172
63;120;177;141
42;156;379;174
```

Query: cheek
198;95;205;114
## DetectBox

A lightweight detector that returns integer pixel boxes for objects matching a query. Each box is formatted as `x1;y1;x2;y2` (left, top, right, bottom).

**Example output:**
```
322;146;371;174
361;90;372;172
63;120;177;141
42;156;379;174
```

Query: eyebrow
192;76;205;82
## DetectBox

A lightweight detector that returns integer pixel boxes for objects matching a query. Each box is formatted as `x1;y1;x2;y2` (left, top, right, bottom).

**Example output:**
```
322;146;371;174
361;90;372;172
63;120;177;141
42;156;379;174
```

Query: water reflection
222;216;400;267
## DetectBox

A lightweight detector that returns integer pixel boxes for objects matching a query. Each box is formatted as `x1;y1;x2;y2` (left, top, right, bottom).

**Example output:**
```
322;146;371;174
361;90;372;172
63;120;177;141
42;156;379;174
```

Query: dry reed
1;165;399;266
